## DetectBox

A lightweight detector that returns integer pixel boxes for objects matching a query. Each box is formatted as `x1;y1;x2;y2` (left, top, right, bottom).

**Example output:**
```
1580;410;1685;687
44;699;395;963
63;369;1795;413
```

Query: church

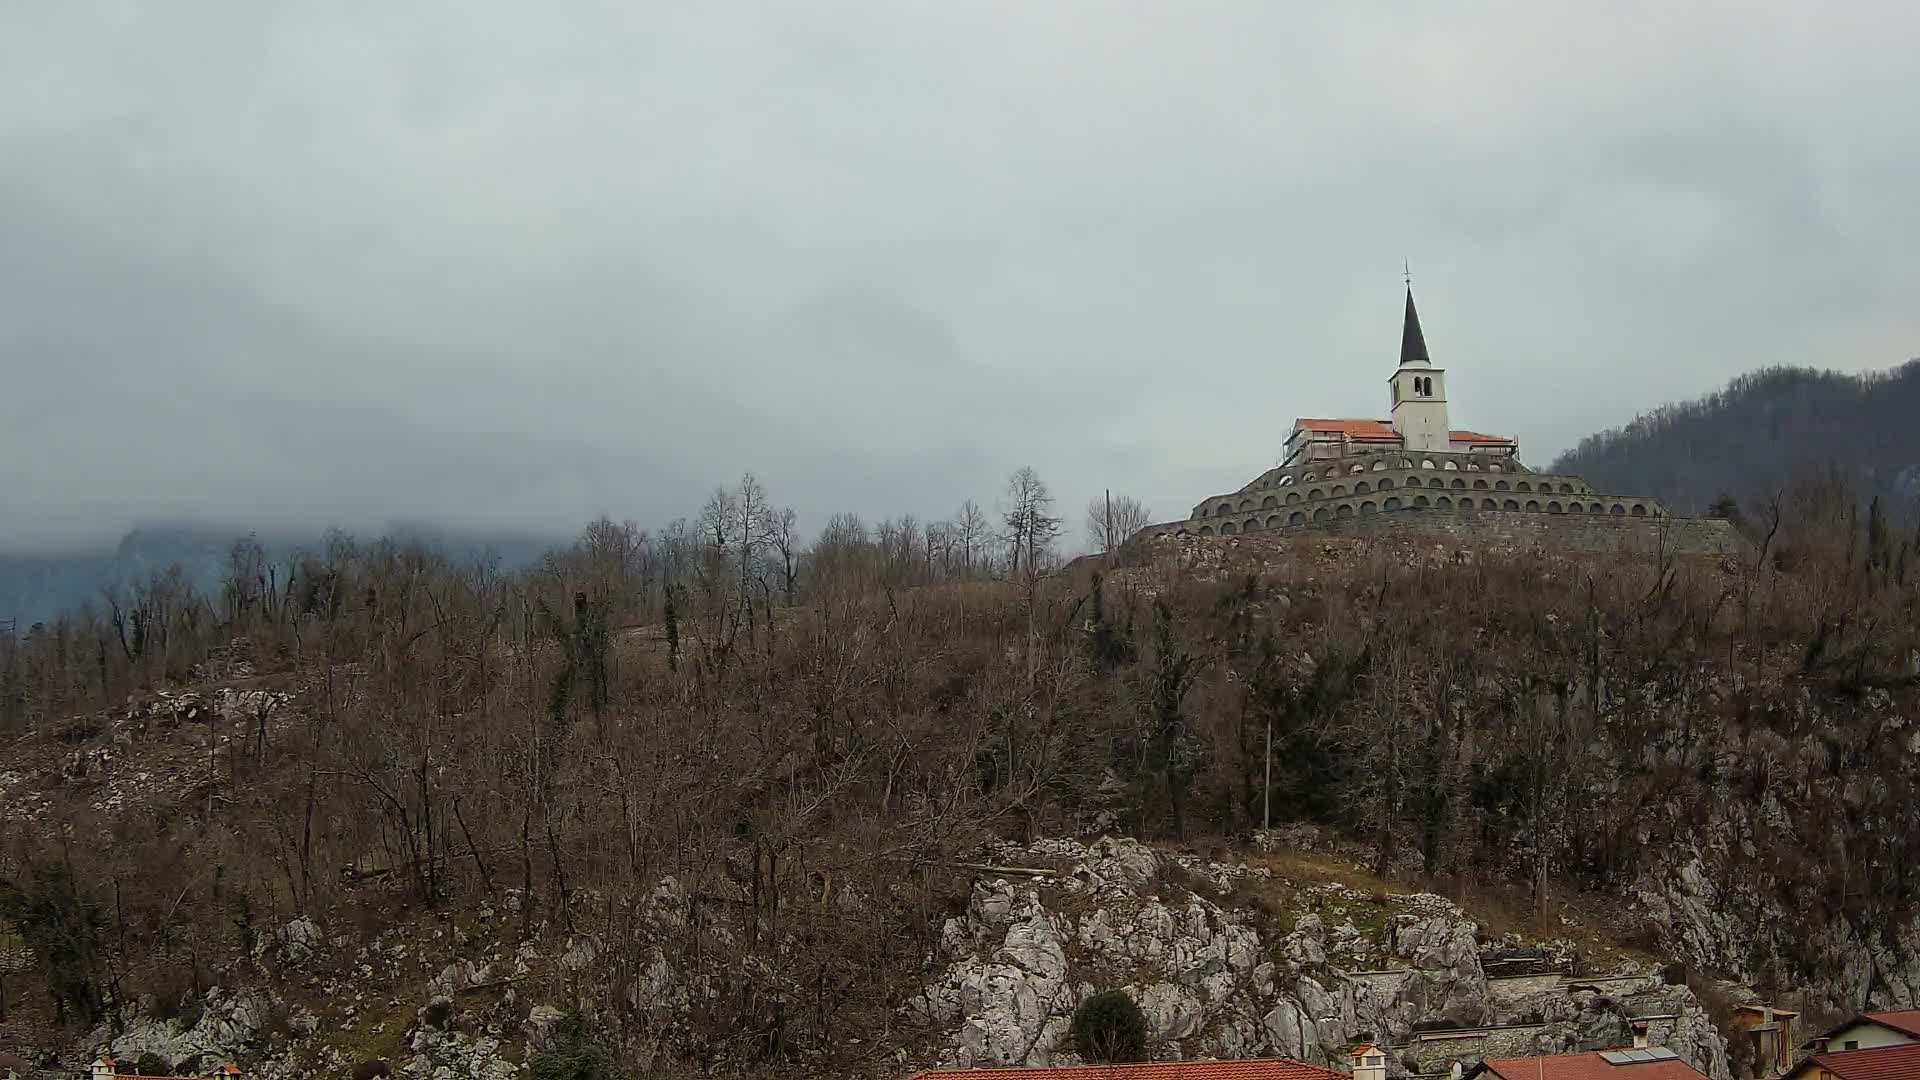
1139;287;1688;544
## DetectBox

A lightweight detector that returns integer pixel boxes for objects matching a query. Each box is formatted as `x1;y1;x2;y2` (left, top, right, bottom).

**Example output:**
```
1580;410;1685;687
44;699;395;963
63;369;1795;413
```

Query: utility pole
1104;489;1113;555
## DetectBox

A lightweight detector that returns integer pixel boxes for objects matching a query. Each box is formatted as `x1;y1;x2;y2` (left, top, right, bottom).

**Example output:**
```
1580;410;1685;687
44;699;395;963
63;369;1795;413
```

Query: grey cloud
3;2;1917;551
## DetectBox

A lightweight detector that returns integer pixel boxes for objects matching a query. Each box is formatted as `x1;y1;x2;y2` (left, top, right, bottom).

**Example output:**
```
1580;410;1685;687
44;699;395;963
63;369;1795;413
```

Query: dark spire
1399;286;1430;366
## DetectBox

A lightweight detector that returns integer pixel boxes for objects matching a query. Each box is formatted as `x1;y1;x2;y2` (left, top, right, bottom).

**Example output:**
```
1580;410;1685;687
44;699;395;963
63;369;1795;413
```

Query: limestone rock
910;886;1076;1067
1281;914;1329;969
103;987;279;1072
1133;982;1205;1041
1259;998;1321;1060
258;915;323;966
1388;913;1489;1029
523;1005;567;1049
1066;836;1162;895
402;1027;517;1080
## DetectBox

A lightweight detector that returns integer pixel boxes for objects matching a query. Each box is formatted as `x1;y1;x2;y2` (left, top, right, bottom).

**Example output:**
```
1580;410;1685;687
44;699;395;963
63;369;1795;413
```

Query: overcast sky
4;2;1917;553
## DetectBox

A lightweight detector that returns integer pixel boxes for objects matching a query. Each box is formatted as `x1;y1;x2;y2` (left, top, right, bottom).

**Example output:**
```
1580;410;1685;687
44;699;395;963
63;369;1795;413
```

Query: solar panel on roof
1600;1052;1633;1065
1646;1049;1677;1061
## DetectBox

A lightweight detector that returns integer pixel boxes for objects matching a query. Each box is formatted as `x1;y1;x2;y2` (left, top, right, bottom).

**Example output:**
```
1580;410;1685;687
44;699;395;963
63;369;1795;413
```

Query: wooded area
1;464;1917;1070
1552;361;1920;514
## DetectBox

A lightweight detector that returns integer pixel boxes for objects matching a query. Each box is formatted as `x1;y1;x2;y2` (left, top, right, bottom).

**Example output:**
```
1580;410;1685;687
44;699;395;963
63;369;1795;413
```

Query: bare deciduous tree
1085;493;1153;554
955;500;991;579
761;505;801;606
1001;467;1063;582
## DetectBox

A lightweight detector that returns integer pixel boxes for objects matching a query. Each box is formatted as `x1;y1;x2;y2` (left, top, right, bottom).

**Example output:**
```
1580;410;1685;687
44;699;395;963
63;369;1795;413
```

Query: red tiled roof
1294;418;1399;439
1291;419;1515;447
905;1059;1347;1080
92;1061;232;1080
1864;1009;1920;1037
1806;1042;1920;1080
1479;1051;1708;1080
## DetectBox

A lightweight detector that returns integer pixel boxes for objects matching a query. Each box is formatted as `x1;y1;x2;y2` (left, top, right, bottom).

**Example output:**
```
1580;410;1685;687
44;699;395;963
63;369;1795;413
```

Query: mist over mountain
0;524;563;628
14;359;1920;629
1551;361;1920;516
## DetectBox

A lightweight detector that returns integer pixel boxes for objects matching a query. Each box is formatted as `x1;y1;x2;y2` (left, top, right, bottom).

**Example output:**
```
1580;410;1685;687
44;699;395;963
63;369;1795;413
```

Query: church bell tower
1389;286;1450;453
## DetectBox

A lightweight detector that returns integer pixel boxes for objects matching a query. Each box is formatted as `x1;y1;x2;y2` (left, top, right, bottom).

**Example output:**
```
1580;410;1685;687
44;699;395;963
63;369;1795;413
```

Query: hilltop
1552;361;1920;515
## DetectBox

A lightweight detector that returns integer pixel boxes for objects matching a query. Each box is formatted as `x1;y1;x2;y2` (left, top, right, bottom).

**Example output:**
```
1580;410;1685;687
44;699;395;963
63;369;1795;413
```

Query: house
0;1051;26;1080
1780;1041;1920;1080
1727;1004;1800;1077
89;1056;244;1080
1462;1048;1711;1080
1806;1010;1920;1054
902;1057;1349;1080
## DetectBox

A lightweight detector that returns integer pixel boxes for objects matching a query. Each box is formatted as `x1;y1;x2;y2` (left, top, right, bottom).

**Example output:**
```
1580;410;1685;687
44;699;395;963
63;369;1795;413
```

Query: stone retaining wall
1486;973;1567;1004
1148;507;1747;558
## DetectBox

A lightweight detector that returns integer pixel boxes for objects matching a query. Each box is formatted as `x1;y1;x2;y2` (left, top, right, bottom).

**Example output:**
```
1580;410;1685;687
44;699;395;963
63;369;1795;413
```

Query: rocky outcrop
400;1025;517;1080
911;837;1733;1079
1634;843;1920;1017
911;880;1081;1067
257;915;324;967
96;987;279;1073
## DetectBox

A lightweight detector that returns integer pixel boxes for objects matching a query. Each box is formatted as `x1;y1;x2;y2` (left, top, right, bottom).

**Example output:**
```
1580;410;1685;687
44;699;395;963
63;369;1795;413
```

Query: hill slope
4;527;1919;1077
1551;361;1920;514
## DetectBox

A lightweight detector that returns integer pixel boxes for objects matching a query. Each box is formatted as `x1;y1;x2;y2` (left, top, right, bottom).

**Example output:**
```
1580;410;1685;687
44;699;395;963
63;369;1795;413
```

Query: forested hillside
3;468;1920;1078
1552;361;1920;514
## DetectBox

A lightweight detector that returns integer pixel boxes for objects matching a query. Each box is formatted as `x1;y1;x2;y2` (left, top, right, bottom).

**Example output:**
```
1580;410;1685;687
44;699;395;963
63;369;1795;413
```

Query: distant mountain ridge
1551;360;1920;516
0;524;563;628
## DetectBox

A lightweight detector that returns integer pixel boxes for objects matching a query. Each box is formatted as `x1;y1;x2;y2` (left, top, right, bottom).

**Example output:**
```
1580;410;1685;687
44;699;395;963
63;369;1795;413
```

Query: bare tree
924;520;954;580
1001;467;1064;582
761;505;801;606
878;515;924;587
695;488;739;606
955;500;991;580
1085;493;1153;554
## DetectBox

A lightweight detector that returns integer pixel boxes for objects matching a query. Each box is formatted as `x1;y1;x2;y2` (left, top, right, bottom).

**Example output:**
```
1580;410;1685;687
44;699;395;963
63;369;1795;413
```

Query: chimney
1352;1043;1388;1080
1632;1021;1651;1050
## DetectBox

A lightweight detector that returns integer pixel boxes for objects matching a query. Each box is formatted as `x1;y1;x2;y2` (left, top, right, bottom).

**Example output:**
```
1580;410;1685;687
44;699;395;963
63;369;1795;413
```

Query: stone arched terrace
1139;449;1670;542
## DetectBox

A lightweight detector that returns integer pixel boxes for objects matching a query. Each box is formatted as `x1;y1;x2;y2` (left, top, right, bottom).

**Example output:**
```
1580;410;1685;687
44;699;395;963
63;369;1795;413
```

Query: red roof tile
1806;1042;1920;1080
1864;1009;1920;1038
905;1059;1347;1080
1479;1051;1709;1080
1294;418;1399;439
1291;419;1515;447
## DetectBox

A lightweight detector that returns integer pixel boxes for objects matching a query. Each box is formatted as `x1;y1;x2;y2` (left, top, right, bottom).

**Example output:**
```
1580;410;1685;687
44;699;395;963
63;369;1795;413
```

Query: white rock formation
911;836;1734;1080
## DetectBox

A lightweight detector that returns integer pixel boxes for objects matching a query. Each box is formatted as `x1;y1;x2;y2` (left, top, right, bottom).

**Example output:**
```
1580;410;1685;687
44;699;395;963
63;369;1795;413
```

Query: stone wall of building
1148;506;1748;558
1298;507;1747;557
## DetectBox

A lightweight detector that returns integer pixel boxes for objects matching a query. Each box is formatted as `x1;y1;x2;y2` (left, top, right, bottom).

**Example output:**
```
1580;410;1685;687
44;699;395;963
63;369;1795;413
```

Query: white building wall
1390;366;1450;454
1824;1022;1916;1051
